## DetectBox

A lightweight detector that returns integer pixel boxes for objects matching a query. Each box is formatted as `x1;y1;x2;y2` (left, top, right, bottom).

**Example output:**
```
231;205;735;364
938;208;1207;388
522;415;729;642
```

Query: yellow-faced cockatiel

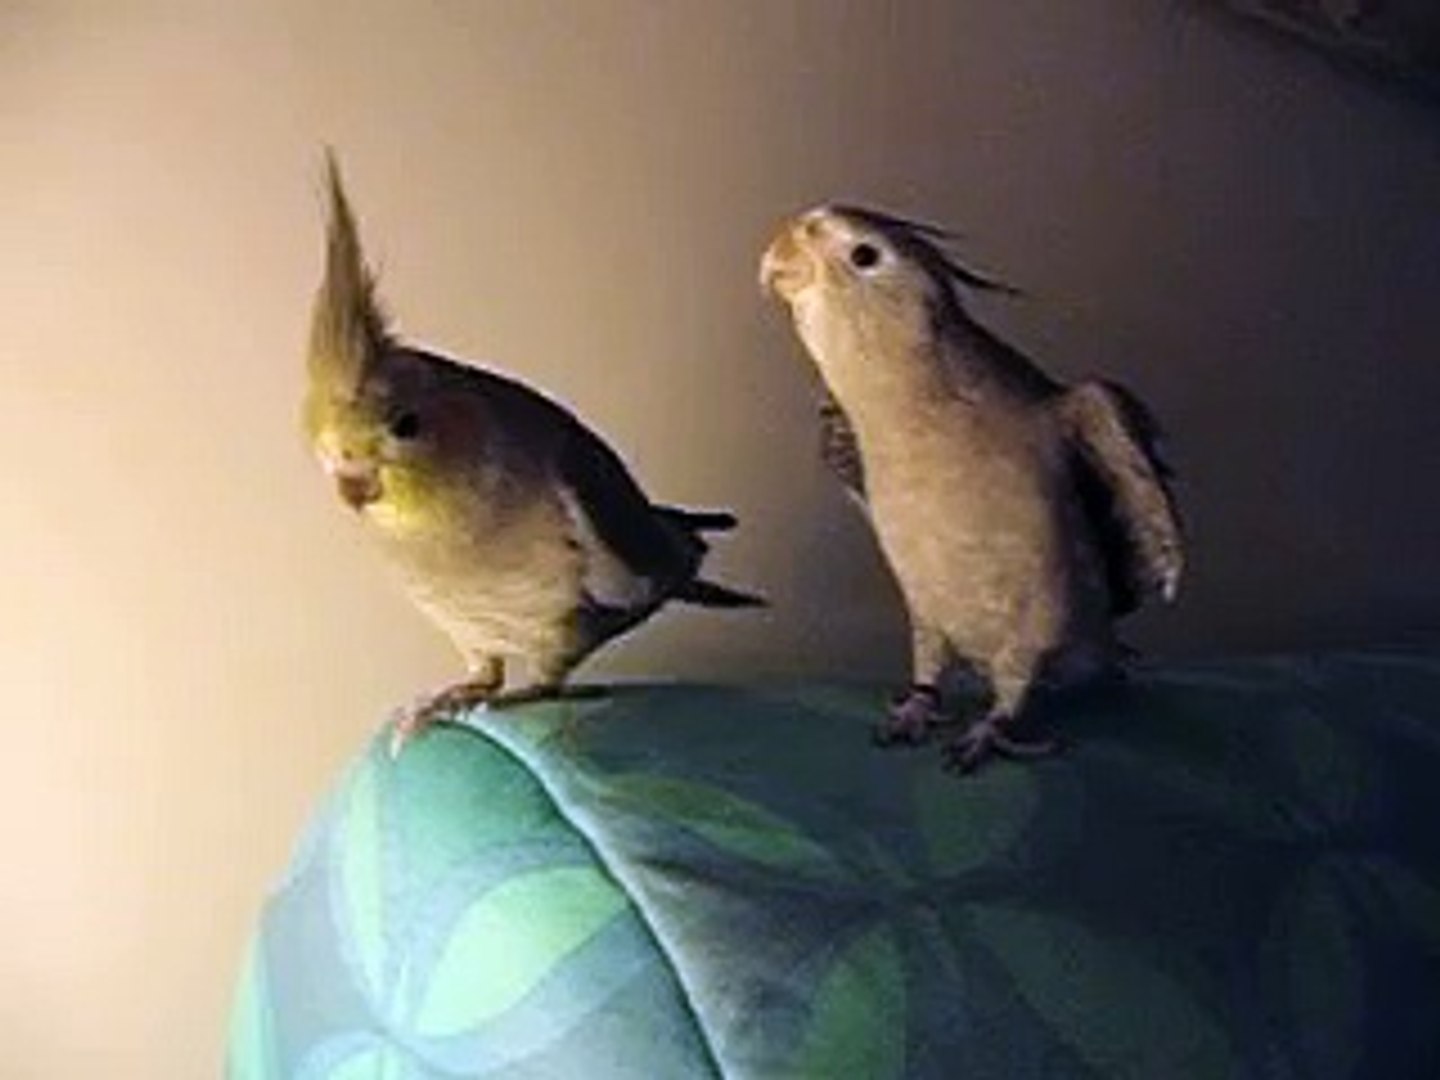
761;205;1183;773
303;153;762;756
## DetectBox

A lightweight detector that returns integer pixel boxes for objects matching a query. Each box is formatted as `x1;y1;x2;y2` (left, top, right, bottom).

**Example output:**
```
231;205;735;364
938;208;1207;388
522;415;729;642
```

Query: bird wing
1055;380;1185;615
553;420;696;612
818;391;867;505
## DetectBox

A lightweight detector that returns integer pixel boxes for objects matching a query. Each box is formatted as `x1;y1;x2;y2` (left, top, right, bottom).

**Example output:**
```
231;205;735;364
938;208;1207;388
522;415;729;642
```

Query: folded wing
1056;380;1185;616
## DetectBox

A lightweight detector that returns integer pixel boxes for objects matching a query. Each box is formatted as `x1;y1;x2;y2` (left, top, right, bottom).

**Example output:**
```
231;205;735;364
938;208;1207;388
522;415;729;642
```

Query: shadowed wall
2;1;1437;1075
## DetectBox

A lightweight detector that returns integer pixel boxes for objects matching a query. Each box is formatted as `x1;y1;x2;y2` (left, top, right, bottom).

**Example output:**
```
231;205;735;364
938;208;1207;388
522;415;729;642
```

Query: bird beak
320;451;382;511
759;221;813;301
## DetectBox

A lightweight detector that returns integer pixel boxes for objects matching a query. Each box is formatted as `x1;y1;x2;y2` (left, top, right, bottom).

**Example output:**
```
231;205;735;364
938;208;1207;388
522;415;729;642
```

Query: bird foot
388;679;500;759
873;684;949;747
941;714;1059;774
388;681;610;758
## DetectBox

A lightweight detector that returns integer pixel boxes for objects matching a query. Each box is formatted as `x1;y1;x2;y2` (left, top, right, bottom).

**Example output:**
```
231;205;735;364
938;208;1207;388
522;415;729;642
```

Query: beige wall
3;1;1437;1075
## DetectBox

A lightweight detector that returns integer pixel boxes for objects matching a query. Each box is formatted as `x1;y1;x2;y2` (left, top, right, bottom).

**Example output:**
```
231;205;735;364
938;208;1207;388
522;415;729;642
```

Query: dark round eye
849;242;882;270
387;410;421;441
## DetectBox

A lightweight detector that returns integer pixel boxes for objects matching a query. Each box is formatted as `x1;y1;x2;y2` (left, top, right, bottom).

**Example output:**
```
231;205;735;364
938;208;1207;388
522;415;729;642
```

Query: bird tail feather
675;578;766;609
657;506;739;534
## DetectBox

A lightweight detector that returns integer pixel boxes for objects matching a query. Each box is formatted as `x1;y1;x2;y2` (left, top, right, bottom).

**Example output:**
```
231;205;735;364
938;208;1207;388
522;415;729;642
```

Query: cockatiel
303;152;762;756
760;205;1183;772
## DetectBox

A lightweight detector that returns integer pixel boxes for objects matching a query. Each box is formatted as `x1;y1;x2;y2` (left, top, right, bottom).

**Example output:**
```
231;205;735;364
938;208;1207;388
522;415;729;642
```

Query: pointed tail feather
675;578;766;609
657;506;739;533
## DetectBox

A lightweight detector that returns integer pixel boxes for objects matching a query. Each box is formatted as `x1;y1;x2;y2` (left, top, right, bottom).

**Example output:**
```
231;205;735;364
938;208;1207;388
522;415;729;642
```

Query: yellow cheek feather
363;463;450;534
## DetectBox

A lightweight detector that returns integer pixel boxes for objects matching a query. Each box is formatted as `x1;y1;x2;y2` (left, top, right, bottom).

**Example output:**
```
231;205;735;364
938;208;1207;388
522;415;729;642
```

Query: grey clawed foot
389;681;611;759
388;681;499;759
873;684;948;747
941;714;1060;774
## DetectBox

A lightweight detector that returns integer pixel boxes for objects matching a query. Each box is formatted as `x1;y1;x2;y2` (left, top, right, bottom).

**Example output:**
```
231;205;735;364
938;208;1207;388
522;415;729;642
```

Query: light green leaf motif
1273;866;1363;1079
1271;709;1378;828
416;865;628;1037
913;766;1040;877
785;923;907;1080
337;762;386;999
969;904;1237;1079
321;1047;413;1080
607;774;839;877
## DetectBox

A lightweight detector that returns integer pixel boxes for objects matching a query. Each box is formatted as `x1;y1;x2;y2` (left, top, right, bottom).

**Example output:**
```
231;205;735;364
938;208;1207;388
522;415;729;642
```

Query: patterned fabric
228;652;1440;1078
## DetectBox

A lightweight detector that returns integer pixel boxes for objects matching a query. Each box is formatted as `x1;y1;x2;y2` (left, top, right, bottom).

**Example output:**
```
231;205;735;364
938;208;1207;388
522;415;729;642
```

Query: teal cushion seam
463;711;727;1080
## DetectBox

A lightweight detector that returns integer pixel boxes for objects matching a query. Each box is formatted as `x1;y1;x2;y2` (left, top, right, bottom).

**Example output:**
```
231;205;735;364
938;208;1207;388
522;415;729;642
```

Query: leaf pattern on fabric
228;655;1440;1079
784;923;907;1080
912;766;1040;877
1267;864;1365;1080
1269;706;1382;831
415;866;629;1036
317;1046;410;1080
605;773;843;879
293;1035;412;1080
336;759;387;1001
967;903;1238;1079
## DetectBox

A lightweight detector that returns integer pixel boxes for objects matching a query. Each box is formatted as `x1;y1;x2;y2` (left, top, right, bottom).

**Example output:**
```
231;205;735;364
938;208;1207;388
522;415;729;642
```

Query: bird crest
825;204;1021;299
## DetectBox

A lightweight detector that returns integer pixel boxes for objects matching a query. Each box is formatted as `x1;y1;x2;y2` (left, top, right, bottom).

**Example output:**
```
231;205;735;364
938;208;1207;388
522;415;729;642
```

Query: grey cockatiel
760;204;1183;772
302;152;762;756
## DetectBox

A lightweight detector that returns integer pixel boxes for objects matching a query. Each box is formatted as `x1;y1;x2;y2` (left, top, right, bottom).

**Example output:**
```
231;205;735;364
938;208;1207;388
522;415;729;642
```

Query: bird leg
487;682;608;708
941;675;1059;774
874;623;953;746
497;654;613;751
943;712;1059;773
498;651;610;707
874;683;948;746
389;655;504;759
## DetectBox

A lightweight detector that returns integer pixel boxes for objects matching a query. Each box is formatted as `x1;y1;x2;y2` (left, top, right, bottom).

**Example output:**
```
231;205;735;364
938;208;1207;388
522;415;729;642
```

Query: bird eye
849;242;882;270
387;410;421;441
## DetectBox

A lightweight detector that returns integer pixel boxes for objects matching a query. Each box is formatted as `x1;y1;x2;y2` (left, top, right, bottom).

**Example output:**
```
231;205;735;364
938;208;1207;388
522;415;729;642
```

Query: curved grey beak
759;224;812;301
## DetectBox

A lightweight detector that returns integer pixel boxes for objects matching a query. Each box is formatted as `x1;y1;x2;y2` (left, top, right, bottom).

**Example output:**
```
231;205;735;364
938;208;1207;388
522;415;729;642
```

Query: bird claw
386;680;611;758
387;683;497;759
873;684;948;747
941;716;1060;774
388;712;423;761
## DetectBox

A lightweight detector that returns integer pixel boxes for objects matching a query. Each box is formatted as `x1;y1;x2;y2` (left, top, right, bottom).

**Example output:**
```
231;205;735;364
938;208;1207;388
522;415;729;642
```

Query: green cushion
228;652;1440;1078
